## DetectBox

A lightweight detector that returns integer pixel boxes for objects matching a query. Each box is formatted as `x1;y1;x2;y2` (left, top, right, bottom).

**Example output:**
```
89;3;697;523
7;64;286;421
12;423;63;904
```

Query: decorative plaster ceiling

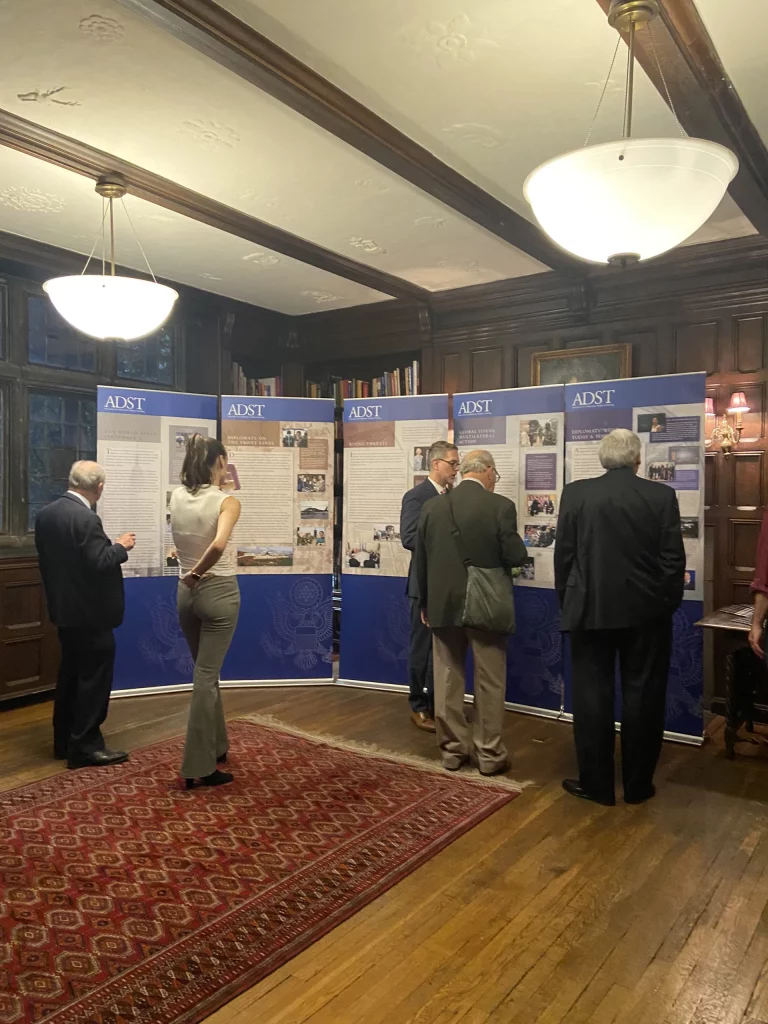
0;0;756;314
221;0;756;247
0;0;548;306
694;0;768;150
0;147;389;314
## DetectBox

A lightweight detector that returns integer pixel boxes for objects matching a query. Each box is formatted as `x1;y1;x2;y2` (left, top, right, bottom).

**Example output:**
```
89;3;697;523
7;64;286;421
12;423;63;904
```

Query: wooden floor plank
2;685;768;1023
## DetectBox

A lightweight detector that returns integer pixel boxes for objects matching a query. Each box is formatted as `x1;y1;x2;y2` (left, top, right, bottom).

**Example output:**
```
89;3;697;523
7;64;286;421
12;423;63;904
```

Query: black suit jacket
554;467;685;632
400;477;442;598
415;480;527;628
35;493;128;631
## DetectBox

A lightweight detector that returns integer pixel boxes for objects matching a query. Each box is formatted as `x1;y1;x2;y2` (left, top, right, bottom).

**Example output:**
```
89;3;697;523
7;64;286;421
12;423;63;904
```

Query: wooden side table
696;606;764;759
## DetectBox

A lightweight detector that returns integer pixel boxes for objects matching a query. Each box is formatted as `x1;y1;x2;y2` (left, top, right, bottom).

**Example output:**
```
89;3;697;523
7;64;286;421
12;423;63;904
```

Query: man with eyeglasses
400;440;459;731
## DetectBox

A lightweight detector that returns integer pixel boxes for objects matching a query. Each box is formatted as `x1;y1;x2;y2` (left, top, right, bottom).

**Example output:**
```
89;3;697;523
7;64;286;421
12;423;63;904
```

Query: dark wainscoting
0;557;57;701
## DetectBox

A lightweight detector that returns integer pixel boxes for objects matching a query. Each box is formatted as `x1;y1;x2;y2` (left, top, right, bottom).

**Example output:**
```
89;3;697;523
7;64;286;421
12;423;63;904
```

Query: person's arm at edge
554;485;576;608
80;514;130;573
499;499;527;570
749;511;768;657
659;489;685;612
415;504;429;623
400;487;421;553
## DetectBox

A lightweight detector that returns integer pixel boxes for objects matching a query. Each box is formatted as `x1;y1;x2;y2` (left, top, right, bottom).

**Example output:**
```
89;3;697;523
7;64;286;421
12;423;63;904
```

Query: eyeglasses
493;469;501;482
437;459;461;470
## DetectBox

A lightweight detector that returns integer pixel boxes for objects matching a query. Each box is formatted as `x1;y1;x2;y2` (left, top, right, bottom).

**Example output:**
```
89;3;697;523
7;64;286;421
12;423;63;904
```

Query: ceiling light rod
94;175;127;277
607;0;659;140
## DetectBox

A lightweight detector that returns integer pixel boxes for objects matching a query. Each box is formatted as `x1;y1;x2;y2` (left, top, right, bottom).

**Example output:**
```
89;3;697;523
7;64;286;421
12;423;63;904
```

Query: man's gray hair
460;450;495;475
68;460;106;492
599;429;642;470
427;440;458;468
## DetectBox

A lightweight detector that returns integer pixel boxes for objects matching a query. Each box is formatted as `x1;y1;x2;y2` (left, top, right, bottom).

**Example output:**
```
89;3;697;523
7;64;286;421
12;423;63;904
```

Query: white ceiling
0;0;759;314
222;0;756;245
0;147;390;314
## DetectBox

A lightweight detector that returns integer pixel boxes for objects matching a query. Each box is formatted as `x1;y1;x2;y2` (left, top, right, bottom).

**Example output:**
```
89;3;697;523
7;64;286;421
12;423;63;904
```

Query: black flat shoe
185;769;234;789
562;778;615;806
68;750;128;769
479;759;511;777
625;785;656;805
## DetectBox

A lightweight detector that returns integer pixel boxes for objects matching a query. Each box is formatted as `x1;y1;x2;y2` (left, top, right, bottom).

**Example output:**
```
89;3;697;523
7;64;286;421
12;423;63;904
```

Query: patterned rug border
236;712;534;792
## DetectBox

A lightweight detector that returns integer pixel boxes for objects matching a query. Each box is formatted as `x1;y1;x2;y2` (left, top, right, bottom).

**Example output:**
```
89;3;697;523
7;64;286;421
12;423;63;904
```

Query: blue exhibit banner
222;395;335;422
98;385;217;421
343;394;449;423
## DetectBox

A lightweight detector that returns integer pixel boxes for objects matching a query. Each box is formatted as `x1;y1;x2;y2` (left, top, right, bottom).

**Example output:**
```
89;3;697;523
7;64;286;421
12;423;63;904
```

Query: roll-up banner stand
97;385;218;694
453;385;566;716
338;394;450;689
220;396;336;686
563;372;706;743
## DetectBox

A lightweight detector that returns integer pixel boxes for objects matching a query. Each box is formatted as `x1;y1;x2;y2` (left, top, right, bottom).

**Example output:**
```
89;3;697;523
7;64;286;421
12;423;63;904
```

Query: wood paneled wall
0;558;57;701
298;236;768;714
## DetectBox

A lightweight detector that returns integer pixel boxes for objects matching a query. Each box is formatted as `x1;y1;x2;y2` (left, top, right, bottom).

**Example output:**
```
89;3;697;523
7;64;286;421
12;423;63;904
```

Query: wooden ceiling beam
595;0;768;237
112;0;584;276
0;109;430;304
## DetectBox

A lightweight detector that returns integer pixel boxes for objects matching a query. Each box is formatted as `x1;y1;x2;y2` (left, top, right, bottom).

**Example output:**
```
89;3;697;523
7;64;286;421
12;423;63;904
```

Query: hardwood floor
3;686;768;1024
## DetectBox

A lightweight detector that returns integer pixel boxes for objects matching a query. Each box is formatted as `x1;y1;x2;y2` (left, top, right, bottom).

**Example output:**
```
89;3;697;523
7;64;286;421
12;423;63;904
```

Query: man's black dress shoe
186;769;234;789
479;758;511;777
625;785;656;805
562;778;615;806
67;749;129;770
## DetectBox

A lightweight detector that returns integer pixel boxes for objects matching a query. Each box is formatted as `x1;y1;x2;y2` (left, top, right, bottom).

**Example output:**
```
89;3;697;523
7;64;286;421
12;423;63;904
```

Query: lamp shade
43;275;178;341
705;397;715;417
727;392;750;413
523;137;738;264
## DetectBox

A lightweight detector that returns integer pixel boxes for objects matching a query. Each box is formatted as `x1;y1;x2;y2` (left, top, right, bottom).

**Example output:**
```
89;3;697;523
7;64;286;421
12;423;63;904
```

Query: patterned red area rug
0;717;520;1024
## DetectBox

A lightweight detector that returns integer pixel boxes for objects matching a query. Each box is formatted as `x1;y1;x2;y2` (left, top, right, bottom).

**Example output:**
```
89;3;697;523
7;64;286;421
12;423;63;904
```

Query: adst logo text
457;399;493;416
571;389;616;408
227;403;266;418
103;395;146;412
347;405;383;420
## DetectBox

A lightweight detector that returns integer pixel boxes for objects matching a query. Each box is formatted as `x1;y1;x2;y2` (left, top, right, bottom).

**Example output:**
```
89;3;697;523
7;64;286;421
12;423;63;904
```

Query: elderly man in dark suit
416;450;527;774
400;440;459;732
35;461;136;769
555;428;685;807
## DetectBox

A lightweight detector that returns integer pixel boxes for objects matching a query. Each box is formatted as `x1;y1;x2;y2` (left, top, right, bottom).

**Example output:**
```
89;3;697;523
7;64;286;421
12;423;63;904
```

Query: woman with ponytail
169;434;241;788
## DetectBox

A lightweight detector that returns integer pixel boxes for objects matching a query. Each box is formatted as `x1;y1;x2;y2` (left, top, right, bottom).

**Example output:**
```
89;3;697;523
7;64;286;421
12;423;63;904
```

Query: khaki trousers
177;575;240;779
432;626;508;772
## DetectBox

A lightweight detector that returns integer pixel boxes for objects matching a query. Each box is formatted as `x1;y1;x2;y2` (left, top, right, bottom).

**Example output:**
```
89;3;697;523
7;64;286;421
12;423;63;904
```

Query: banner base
112;678;334;698
334;678;703;746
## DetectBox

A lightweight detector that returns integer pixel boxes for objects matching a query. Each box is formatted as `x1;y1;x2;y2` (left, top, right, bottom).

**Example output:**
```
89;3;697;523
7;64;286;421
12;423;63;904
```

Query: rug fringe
235;713;533;793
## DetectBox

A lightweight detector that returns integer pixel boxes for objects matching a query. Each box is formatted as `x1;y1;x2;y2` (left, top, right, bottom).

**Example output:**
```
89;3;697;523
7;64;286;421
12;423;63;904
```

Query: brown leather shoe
410;711;437;733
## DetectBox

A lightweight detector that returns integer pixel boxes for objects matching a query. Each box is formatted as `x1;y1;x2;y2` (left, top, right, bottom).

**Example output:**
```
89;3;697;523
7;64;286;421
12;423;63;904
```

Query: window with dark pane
116;327;174;386
28;391;96;528
27;294;97;372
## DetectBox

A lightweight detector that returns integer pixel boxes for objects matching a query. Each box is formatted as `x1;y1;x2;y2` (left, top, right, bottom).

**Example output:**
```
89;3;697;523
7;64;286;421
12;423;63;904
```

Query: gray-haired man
400;440;459;731
416;450;527;773
35;461;136;769
555;429;685;806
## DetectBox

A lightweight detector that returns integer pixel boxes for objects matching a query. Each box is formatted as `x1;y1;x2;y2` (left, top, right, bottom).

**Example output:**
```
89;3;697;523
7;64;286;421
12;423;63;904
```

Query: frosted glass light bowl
523;137;739;264
43;275;179;340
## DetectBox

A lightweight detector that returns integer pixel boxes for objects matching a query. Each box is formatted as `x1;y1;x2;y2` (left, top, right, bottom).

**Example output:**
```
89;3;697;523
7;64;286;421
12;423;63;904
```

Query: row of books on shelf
230;362;282;397
305;362;420;402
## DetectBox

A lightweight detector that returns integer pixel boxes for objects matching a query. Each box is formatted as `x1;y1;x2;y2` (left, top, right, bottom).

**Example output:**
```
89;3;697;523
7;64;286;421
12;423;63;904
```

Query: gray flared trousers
177;575;240;779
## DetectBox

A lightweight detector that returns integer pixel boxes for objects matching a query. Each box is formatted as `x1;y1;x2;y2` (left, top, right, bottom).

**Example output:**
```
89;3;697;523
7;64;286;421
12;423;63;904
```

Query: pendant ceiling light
43;177;178;340
523;0;738;267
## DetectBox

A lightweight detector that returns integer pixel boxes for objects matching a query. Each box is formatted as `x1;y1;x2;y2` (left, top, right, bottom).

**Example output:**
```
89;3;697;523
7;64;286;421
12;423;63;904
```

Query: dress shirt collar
427;476;445;495
461;477;486;490
66;490;93;509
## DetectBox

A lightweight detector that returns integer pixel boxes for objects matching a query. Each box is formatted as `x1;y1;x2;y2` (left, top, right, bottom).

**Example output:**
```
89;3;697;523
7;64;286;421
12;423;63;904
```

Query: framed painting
532;343;632;386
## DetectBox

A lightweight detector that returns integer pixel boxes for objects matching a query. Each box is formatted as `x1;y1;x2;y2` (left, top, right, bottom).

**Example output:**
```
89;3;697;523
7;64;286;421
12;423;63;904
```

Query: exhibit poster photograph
221;396;335;575
342;394;449;577
96;386;218;577
564;373;706;604
453;386;565;588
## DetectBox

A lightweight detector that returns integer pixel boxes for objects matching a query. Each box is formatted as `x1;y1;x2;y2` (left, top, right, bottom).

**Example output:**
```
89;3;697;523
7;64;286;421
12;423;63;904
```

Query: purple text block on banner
455;417;507;447
649;416;701;443
525;453;557;490
670;469;700;491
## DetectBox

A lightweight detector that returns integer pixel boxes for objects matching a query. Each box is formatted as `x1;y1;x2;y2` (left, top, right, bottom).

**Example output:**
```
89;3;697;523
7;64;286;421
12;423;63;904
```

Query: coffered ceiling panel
0;0;548;293
221;0;755;244
0;147;390;313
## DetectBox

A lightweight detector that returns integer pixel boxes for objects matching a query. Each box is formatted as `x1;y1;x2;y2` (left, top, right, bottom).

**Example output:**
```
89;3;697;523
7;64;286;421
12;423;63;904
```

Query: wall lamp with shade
523;0;738;267
706;392;750;456
43;176;178;341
